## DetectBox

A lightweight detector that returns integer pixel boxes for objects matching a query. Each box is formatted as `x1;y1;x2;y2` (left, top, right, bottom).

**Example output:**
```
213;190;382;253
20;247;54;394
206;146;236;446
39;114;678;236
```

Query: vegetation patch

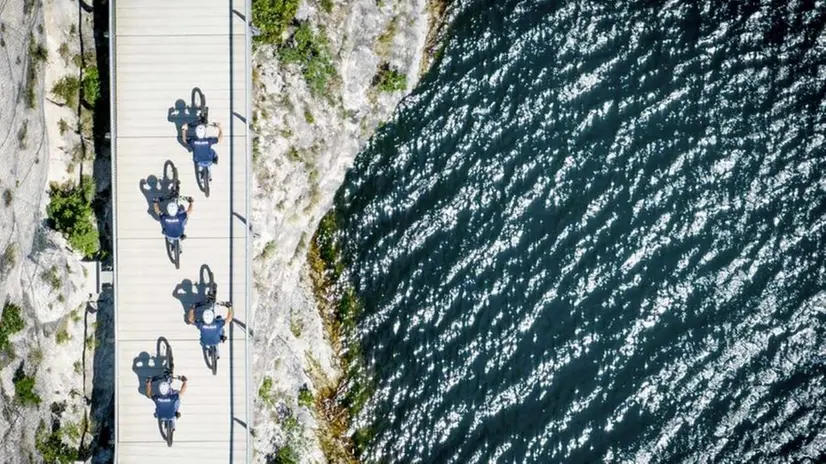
303;108;315;124
376;17;398;58
259;240;276;260
373;63;407;93
267;410;308;464
81;66;100;105
35;420;78;464
51;75;81;106
298;385;314;408
259;376;274;404
41;265;62;291
58;118;69;136
307;210;373;461
319;0;333;13
279;22;337;97
25;35;48;108
18;120;29;149
252;0;300;45
58;42;71;65
56;329;70;345
270;444;299;464
2;243;17;273
14;365;41;407
289;312;303;338
0;302;25;354
47;176;99;259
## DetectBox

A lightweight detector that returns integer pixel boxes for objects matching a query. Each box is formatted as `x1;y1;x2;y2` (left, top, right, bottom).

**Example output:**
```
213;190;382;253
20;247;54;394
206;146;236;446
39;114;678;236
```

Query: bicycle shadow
172;264;215;324
167;87;207;150
131;337;174;397
138;160;180;220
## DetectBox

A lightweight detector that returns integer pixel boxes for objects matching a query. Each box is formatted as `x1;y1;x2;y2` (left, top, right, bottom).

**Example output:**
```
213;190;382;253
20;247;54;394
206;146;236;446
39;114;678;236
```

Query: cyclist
187;302;233;358
181;121;223;180
153;197;194;240
145;375;188;430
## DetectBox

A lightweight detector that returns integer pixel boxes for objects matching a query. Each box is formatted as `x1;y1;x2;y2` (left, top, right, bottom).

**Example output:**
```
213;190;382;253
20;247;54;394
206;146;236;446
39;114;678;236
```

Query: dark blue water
334;0;826;462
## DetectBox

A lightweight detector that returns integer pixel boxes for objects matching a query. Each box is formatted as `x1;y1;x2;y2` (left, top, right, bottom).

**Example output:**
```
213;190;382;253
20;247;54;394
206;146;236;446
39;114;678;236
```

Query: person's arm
145;378;152;398
185;197;194;215
187;306;195;324
225;306;234;326
152;200;161;216
213;122;223;144
179;376;188;396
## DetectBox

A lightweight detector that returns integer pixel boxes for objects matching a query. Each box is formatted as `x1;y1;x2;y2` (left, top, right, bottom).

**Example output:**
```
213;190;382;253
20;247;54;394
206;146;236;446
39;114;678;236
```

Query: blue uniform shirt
196;317;226;346
160;211;188;238
153;392;180;419
188;136;218;165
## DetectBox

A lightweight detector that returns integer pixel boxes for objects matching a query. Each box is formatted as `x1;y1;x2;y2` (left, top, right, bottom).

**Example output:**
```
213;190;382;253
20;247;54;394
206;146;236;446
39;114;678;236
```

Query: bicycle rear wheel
165;420;174;447
201;166;210;197
173;240;180;269
210;346;218;376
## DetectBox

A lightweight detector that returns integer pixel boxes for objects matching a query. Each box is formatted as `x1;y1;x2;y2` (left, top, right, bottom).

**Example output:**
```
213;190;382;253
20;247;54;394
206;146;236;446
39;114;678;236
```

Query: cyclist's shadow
131;337;173;397
172;264;215;324
167;87;207;150
139;160;180;220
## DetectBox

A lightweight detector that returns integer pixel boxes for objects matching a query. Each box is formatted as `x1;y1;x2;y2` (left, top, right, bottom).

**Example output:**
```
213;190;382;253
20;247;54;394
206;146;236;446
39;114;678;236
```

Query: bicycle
153;178;193;270
196;283;230;375
146;372;186;447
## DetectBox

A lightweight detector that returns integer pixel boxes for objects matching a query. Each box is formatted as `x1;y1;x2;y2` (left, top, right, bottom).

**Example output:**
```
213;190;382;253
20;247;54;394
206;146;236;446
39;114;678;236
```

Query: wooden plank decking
111;0;251;462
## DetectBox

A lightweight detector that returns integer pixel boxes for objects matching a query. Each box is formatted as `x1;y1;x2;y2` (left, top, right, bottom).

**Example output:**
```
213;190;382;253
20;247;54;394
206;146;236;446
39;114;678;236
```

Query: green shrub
30;39;47;63
259;376;273;401
57;42;70;65
0;302;25;353
82;66;99;104
319;0;333;13
51;75;80;105
56;329;70;344
36;421;77;464
14;374;41;407
272;445;299;464
18;120;29;149
47;177;99;259
2;244;17;272
373;63;407;93
252;0;299;45
279;22;336;96
41;266;61;290
352;426;373;457
57;118;69;136
297;385;314;408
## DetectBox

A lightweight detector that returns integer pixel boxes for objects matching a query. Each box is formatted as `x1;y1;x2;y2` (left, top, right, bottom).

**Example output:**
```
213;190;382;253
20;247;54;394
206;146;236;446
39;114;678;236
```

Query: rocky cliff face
250;0;428;461
0;1;111;462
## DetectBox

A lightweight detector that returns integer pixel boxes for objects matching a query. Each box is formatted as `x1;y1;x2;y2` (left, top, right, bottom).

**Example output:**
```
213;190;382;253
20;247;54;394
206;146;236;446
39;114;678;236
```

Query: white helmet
202;309;215;324
195;124;207;139
166;202;179;216
158;381;171;396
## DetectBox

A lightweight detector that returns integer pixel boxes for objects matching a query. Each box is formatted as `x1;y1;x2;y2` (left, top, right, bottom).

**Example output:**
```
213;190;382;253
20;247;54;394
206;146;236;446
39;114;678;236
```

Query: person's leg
172;399;181;430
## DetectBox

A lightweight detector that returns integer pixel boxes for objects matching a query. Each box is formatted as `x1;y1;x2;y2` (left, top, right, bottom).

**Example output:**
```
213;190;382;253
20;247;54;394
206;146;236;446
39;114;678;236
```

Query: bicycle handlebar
146;374;186;382
153;195;193;204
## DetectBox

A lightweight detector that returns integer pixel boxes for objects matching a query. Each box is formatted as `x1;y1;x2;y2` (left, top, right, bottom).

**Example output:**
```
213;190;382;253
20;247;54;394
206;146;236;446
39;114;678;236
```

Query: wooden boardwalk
110;0;251;462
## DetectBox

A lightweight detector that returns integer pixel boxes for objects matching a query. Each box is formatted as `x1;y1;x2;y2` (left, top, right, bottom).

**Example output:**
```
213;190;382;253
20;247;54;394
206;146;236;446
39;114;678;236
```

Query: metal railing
107;1;119;462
